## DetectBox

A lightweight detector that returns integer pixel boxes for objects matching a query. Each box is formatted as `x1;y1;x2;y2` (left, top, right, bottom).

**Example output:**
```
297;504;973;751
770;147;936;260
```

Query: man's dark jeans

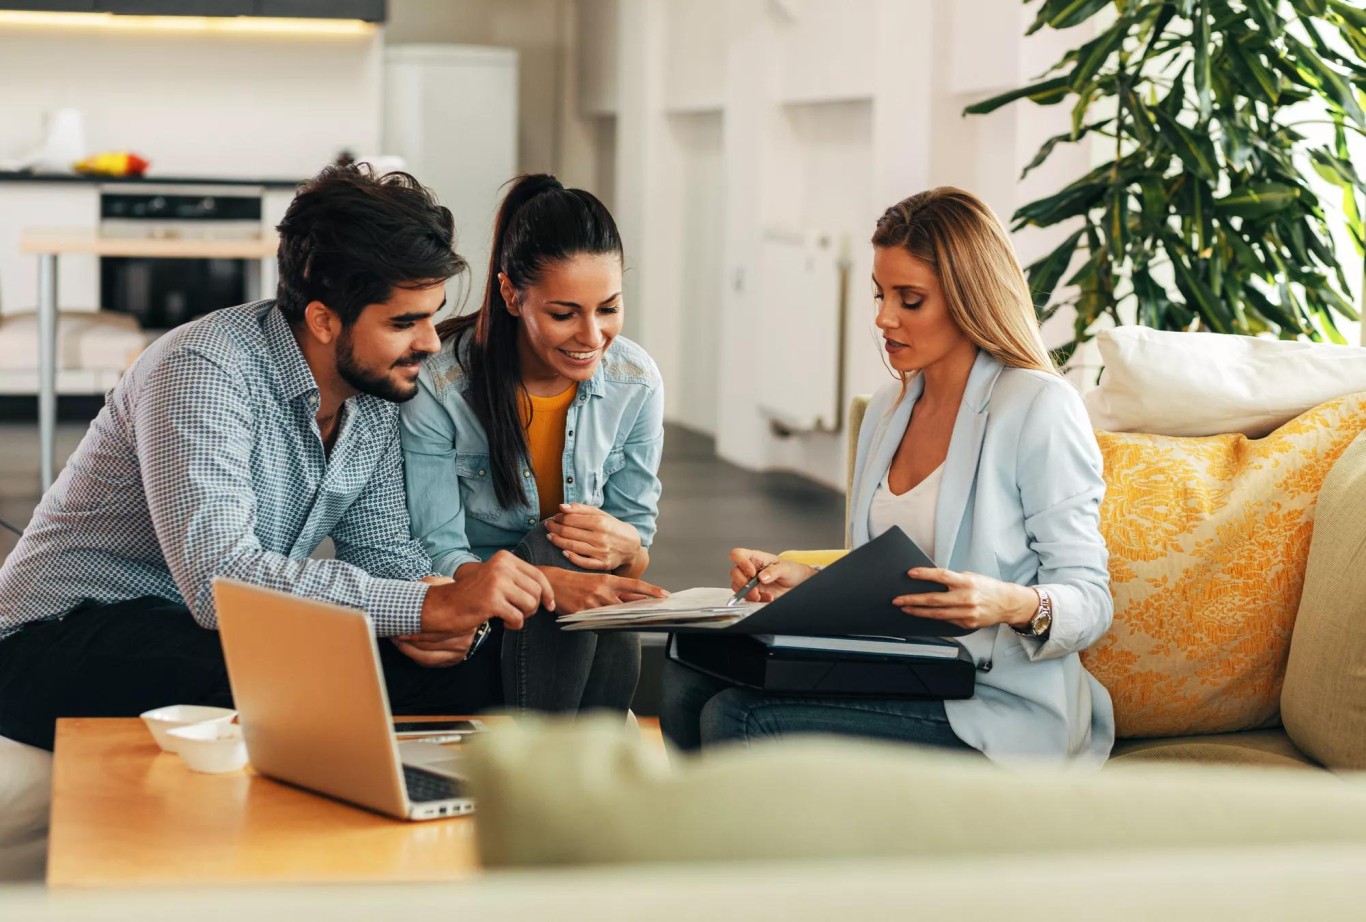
0;526;641;752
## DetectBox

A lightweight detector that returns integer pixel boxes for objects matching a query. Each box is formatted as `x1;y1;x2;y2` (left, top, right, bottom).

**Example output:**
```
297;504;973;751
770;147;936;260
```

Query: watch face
1032;610;1053;636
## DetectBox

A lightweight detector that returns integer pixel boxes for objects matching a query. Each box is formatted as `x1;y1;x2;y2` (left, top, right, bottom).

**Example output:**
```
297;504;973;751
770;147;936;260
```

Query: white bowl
166;721;248;774
140;705;236;754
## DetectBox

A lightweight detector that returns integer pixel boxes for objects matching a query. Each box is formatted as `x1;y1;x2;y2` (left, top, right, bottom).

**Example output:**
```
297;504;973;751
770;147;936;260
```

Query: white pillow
1083;326;1366;437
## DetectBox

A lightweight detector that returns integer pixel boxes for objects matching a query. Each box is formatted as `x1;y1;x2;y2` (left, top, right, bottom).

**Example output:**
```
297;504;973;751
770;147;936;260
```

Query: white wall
0;23;380;179
562;0;1091;490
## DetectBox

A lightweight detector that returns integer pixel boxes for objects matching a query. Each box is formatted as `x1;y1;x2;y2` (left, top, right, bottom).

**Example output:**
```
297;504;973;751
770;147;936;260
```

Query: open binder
557;526;972;639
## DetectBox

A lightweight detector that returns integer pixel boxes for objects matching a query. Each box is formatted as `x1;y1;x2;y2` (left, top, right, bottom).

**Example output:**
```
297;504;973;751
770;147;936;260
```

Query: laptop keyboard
403;764;465;803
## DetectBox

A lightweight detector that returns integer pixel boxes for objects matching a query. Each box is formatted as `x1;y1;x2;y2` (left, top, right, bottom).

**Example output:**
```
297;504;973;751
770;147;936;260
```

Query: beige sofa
784;395;1366;772
3;397;1365;887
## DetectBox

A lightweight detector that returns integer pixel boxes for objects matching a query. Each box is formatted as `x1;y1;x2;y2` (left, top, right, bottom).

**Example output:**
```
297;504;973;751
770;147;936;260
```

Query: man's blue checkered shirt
0;301;433;642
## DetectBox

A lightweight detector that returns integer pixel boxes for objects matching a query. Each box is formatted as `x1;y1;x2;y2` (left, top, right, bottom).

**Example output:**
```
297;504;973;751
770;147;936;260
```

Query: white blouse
868;463;944;561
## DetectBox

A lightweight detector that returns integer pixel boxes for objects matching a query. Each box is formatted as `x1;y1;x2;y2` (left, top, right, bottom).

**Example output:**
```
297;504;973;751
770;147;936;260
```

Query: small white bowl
140;705;236;754
166;721;248;774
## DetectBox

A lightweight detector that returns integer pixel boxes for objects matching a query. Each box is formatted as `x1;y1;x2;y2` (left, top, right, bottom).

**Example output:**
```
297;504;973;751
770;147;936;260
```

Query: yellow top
522;385;578;521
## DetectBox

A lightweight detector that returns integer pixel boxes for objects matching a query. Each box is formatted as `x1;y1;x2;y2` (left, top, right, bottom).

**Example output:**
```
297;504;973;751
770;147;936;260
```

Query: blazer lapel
932;351;1005;567
851;375;922;546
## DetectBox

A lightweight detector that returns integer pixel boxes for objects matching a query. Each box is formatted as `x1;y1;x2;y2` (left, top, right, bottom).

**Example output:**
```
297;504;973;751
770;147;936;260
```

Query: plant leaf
1069;20;1128;91
1214;183;1302;219
1028;0;1115;35
1154;109;1218;180
964;76;1071;115
1194;0;1213;120
1027;228;1086;313
1012;183;1108;229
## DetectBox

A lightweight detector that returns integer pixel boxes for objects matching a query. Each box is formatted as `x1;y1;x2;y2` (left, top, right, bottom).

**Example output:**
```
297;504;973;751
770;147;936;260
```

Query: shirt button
567;430;574;437
567;476;574;484
522;470;531;478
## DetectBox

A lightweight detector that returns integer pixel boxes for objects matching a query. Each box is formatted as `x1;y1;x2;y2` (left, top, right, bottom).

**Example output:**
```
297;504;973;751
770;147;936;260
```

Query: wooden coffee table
46;716;482;888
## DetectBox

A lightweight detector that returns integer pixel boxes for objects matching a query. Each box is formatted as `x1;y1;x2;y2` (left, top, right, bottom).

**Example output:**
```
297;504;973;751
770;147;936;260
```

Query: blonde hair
871;187;1057;379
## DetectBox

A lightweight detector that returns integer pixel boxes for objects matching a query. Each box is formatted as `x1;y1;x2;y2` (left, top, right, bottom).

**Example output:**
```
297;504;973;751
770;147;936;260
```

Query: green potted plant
967;0;1366;364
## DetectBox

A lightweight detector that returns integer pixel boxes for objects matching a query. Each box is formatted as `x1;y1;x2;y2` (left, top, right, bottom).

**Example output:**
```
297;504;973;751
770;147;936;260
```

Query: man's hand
541;567;668;614
419;550;554;634
391;629;478;667
545;503;642;571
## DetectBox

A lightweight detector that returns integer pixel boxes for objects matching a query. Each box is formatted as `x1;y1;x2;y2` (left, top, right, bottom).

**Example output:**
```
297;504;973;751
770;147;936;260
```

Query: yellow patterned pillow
1082;392;1366;739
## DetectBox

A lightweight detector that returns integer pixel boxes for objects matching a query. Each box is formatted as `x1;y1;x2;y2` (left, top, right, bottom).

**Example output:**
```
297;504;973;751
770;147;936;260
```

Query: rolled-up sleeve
134;347;429;636
1016;381;1113;660
400;369;482;577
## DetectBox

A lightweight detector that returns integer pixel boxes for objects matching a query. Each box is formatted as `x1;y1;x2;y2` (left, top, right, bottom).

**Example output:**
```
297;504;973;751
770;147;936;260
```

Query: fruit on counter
73;152;150;177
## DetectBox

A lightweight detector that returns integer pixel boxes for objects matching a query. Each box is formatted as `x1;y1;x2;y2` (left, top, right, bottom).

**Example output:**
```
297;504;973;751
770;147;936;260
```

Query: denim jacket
400;334;665;576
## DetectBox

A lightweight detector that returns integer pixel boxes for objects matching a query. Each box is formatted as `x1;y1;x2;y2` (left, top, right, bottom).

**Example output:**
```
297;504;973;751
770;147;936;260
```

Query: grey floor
0;415;846;714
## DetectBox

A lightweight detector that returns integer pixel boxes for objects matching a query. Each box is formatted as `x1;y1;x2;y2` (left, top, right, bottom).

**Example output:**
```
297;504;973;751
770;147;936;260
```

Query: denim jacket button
477;469;485;476
528;517;536;525
522;470;531;478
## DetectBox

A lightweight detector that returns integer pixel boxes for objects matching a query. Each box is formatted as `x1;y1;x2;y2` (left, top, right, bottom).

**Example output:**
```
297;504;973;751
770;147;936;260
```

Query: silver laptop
213;578;474;821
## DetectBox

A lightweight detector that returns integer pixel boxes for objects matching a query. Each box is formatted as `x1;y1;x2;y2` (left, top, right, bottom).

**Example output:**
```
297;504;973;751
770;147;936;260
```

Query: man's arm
134;347;428;634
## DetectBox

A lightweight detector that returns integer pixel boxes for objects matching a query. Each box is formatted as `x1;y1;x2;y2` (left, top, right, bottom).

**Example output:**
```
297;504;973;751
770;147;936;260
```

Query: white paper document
556;587;766;631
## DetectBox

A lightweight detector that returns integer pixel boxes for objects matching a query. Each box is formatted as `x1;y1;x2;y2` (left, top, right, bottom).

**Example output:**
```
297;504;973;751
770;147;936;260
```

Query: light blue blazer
850;350;1115;766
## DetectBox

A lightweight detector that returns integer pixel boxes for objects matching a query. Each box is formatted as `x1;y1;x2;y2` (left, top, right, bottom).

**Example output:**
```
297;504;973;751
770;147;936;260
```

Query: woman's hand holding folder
729;549;819;603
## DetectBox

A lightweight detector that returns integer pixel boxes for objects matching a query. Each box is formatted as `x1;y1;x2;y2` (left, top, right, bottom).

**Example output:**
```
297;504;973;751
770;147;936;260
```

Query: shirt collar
582;350;608;398
262;302;322;406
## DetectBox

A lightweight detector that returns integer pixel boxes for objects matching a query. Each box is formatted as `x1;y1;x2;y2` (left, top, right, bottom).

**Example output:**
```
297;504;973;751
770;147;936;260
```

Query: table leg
37;252;57;491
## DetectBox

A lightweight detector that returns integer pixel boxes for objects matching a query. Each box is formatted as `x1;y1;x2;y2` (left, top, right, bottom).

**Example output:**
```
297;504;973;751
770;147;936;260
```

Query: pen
727;563;772;607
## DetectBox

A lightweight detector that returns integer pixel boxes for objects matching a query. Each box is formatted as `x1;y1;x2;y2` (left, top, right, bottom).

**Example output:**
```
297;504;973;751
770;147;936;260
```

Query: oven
99;184;265;334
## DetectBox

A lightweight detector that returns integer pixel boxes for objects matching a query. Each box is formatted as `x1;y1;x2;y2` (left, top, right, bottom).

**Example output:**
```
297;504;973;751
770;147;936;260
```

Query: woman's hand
894;567;1039;632
541;566;668;614
545;503;642;571
728;548;819;603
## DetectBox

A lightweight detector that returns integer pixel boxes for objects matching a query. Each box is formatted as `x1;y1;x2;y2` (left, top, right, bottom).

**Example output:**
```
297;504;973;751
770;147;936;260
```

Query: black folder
612;527;969;639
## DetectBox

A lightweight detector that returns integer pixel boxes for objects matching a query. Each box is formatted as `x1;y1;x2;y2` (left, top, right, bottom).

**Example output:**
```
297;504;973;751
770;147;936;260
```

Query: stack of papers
556;587;764;631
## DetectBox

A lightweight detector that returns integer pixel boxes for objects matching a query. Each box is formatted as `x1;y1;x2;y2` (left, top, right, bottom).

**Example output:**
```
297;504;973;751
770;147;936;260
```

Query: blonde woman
660;188;1115;765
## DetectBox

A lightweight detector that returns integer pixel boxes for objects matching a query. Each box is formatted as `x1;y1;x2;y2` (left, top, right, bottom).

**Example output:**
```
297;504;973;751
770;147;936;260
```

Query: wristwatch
462;620;493;663
1012;587;1053;639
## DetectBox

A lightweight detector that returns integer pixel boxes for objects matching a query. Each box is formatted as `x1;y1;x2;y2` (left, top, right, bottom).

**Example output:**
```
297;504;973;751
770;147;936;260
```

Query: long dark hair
437;174;624;507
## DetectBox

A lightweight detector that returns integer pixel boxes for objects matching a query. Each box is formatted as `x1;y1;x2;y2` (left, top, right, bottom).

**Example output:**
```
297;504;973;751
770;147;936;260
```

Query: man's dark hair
275;163;466;326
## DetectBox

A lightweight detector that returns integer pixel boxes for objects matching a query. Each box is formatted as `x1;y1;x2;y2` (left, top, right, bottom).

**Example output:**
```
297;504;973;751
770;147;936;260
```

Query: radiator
756;228;849;434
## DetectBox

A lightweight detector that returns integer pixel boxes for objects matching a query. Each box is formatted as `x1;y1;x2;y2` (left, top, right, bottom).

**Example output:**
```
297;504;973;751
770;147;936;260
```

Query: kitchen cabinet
0;184;99;318
4;1;95;10
254;1;385;21
94;1;252;14
0;1;386;19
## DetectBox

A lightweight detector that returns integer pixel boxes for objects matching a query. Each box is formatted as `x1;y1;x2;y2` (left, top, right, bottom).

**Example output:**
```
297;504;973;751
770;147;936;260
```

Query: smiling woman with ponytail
400;174;666;715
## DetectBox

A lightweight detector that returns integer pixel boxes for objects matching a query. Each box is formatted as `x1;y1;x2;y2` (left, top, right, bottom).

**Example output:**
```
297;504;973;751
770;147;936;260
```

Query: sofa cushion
0;735;51;883
462;716;1366;870
1110;729;1317;770
1282;430;1366;770
1083;326;1366;437
1082;392;1366;738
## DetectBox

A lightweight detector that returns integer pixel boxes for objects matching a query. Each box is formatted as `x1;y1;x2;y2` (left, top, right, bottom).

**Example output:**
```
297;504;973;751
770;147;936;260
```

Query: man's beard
336;328;424;403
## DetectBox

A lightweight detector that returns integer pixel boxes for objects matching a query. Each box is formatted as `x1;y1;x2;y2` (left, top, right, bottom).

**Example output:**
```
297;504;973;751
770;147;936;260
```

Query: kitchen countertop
21;227;279;258
0;171;304;189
